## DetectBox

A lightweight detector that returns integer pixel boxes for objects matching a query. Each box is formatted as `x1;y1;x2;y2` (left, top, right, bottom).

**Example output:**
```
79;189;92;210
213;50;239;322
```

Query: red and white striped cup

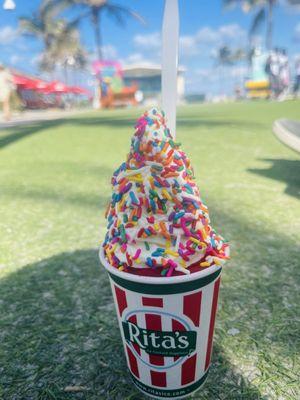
99;248;221;399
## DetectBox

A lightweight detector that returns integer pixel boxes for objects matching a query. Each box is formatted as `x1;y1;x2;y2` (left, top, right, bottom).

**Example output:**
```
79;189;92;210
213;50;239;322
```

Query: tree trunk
266;0;273;50
92;6;102;60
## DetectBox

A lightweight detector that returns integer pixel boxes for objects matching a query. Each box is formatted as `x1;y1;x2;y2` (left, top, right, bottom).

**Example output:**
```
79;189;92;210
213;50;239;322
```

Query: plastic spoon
161;0;179;139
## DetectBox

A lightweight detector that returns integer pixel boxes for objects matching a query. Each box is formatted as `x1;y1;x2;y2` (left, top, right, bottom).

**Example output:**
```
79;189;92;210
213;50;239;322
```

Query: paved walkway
273;119;300;153
0;108;92;129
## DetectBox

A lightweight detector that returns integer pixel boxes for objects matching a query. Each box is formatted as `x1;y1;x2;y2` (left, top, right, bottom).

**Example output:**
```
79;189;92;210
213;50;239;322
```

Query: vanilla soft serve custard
103;108;229;277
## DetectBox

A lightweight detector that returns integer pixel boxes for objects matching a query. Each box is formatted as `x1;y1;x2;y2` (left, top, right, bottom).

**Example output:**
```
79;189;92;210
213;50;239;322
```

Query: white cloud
179;35;199;57
280;0;300;13
30;53;43;66
124;52;155;64
121;52;159;68
195;68;211;78
195;67;218;82
133;31;199;57
133;32;160;50
180;25;246;59
219;24;246;39
196;65;247;80
292;52;300;61
102;44;118;59
0;25;18;45
294;22;300;40
133;24;246;61
228;65;248;77
188;63;248;96
196;24;246;45
125;52;145;63
10;54;21;65
88;44;118;63
185;67;220;95
196;27;219;44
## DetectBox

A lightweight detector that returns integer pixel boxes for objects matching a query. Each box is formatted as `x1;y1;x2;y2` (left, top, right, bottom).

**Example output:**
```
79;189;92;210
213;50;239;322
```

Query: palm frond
32;0;145;62
249;7;266;37
217;46;234;65
55;16;81;36
41;0;74;19
223;0;269;12
232;48;247;62
19;16;44;37
222;0;242;9
19;2;85;71
104;2;146;26
39;53;56;72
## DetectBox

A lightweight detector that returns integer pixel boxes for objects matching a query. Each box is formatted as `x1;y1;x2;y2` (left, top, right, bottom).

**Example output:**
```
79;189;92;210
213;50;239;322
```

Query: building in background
123;64;185;105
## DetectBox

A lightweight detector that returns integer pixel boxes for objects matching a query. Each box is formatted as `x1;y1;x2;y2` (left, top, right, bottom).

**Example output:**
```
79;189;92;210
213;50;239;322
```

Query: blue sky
0;0;299;95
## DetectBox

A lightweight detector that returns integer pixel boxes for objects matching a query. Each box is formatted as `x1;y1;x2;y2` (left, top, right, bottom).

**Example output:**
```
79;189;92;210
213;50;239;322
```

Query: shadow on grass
0;113;263;150
1;188;111;209
248;158;300;199
0;121;62;150
0;158;113;210
0;249;266;400
65;116;263;131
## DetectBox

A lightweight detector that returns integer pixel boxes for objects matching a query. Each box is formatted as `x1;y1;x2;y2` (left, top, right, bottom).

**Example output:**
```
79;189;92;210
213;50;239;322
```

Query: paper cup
99;247;221;399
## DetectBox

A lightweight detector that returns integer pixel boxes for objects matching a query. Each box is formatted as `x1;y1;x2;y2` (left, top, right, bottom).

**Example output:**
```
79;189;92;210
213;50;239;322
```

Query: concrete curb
272;119;300;154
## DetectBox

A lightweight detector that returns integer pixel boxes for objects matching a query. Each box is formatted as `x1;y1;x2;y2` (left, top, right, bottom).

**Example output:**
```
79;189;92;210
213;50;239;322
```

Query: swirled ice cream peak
103;108;229;276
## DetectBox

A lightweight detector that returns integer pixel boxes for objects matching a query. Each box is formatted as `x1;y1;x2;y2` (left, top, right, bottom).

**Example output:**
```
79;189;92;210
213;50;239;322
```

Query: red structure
12;72;91;109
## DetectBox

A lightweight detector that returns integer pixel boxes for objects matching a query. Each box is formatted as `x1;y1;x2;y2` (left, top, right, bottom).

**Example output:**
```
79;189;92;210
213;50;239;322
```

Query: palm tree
223;0;300;49
215;46;246;66
19;1;69;53
51;27;87;83
214;46;247;95
216;46;234;66
19;1;86;78
49;0;145;60
213;46;232;96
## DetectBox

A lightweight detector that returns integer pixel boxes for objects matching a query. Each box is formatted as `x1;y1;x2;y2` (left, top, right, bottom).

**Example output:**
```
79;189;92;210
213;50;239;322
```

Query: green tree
50;0;145;60
223;0;300;49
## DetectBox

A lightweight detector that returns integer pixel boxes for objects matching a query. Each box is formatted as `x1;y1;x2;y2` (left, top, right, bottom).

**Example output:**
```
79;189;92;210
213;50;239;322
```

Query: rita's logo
122;310;196;359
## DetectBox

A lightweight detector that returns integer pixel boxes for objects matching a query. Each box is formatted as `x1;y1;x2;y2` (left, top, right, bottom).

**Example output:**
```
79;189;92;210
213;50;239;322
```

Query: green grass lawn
0;101;299;400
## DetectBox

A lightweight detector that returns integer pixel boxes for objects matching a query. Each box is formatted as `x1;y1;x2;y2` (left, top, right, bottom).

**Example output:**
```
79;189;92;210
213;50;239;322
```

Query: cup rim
99;245;221;285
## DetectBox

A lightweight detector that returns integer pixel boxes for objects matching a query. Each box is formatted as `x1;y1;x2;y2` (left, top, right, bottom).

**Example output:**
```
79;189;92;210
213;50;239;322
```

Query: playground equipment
92;61;140;108
245;80;270;99
245;50;271;99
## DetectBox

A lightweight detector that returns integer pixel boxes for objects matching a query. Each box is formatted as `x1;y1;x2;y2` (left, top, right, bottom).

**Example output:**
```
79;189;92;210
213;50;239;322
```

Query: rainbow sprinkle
102;108;229;276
